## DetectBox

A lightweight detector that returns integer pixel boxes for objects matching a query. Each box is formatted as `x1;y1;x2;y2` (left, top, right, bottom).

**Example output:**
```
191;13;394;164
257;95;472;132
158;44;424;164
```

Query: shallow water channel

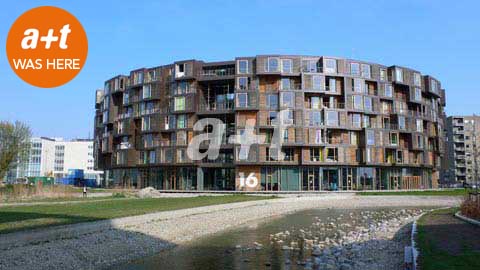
115;207;424;270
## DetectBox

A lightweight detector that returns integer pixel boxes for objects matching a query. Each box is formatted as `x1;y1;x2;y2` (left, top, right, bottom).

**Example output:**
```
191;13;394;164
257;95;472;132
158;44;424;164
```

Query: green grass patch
0;195;273;234
357;189;468;196
416;208;480;270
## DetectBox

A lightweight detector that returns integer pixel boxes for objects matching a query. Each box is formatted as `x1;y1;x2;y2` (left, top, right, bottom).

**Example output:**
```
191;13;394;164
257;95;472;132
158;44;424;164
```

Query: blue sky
0;0;479;139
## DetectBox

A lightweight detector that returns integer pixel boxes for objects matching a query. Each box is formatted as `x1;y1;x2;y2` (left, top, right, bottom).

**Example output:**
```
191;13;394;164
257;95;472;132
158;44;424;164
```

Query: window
366;130;375;146
123;92;130;104
326;110;339;126
149;151;156;164
361;64;371;78
177;114;186;128
177;82;190;94
385;84;393;97
142;116;151;131
363;115;371;128
283;129;289;142
312;75;324;90
282;110;294;125
281;78;290;90
417;135;424;148
365;148;372;162
350;132;359;145
398;116;406;130
414;73;421;87
352;113;362;128
237;93;248;107
281;59;292;73
328;78;336;93
267;57;279;72
353;95;363;110
380;69;387;81
174;96;185;111
238;60;248;74
266;94;278;109
390;133;398;146
281;92;295;108
395;68;403;82
310;111;322;126
324;58;337;73
238;77;248;90
283;148;294;161
302;59;318;72
310;148;321;161
315;129;323;144
364;97;373;111
350;63;360;76
396;150;403;164
431;80;438;94
414;88;422;102
311;96;321;109
326;148;338;162
353;78;364;93
416;119;423;132
268;111;277;125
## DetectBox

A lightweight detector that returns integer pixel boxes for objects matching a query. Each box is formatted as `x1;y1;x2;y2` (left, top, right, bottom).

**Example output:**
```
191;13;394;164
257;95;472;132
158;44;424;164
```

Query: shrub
460;195;480;220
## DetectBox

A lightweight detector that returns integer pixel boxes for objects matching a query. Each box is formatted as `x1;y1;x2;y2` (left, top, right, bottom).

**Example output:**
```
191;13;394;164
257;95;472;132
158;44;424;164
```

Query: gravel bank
0;194;460;270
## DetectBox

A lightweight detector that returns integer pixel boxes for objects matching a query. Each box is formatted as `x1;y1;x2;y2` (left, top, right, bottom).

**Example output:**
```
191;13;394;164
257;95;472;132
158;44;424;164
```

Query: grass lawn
0;195;274;234
416;208;480;270
357;189;468;196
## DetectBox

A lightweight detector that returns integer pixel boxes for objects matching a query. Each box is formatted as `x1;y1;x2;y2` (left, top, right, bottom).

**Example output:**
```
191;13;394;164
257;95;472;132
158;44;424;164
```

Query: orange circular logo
6;6;88;88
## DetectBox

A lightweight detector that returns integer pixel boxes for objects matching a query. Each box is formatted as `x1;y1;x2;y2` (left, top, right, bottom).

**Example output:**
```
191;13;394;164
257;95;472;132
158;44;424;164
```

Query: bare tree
0;121;32;180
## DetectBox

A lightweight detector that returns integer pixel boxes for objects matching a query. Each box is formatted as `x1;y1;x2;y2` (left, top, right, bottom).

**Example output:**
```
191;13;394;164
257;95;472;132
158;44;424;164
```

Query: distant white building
6;137;104;184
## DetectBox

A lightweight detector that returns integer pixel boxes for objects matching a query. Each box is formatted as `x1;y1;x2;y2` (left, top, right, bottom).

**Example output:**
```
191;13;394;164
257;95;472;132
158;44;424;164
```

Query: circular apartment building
94;55;446;191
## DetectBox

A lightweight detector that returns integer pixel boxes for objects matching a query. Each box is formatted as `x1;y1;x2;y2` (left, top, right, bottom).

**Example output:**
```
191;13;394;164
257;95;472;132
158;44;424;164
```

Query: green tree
0;121;32;180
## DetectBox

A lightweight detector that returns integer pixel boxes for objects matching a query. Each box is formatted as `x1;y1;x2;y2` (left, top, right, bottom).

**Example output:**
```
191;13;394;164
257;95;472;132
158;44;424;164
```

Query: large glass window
416;119;423;132
364;97;373;111
238;77;248;90
414;87;422;102
177;114;186;128
174;96;185;111
310;148;321;161
281;78;290;90
282;110;294;125
268;111;277;125
350;63;360;76
395;68;403;82
353;78;364;93
431;80;438;94
310;111;322;126
366;130;375;145
302;60;317;73
311;96;321;109
312;75;324;90
315;129;323;144
142;116;151;131
414;73;421;87
361;64;371;78
237;93;248;107
142;84;151;99
325;110;339;126
281;92;295;108
238;60;248;74
324;58;337;73
380;69;387;81
352;113;362;128
398;116;406;130
267;57;279;72
328;78;336;93
353;95;363;110
281;59;292;73
385;84;393;97
266;94;278;109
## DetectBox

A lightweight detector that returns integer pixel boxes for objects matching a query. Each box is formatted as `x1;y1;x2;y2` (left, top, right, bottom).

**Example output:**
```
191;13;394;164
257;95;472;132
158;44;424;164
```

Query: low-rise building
5;137;104;184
